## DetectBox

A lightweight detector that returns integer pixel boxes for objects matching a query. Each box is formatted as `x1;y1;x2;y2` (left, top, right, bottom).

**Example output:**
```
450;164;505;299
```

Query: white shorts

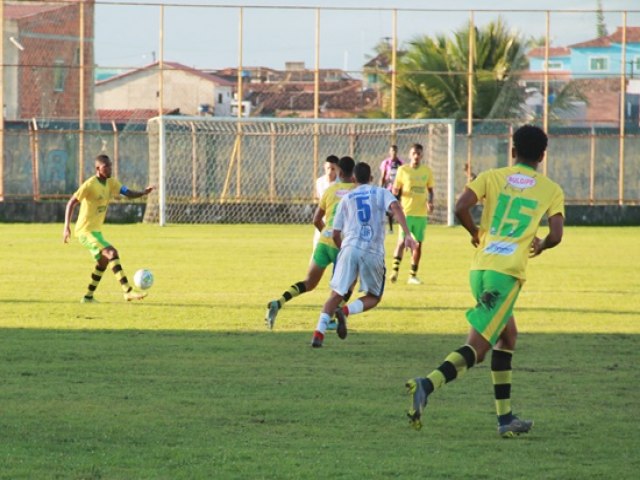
330;246;386;298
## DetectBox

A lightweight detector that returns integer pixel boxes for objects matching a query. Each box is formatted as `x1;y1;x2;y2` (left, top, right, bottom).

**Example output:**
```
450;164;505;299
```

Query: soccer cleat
498;417;534;438
265;300;280;330
80;296;98;304
326;319;337;331
334;307;348;340
407;276;423;285
311;331;324;348
389;271;399;283
406;378;429;430
123;289;147;302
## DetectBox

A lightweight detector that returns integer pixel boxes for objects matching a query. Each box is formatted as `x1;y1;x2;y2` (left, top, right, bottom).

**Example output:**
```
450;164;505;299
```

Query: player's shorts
78;231;111;260
312;243;339;269
466;270;522;345
399;216;428;242
330;246;385;298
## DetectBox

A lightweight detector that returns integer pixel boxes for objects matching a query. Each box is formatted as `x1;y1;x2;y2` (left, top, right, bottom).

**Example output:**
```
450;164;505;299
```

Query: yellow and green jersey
73;176;123;236
317;181;356;248
467;164;565;280
393;164;434;217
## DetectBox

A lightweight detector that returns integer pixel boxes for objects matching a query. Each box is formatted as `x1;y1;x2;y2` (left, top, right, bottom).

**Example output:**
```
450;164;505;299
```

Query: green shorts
466;270;522;345
312;243;339;269
399;216;428;243
78;231;111;260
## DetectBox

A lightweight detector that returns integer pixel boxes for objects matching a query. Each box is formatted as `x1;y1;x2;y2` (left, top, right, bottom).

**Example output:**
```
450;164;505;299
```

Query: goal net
145;117;456;225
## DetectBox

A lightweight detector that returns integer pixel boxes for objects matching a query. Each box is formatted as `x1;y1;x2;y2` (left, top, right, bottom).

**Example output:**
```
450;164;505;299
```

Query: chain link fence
1;1;639;212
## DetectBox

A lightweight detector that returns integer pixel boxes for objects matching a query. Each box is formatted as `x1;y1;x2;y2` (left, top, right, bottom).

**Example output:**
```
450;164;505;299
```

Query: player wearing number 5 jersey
311;162;417;347
406;125;565;438
264;156;356;330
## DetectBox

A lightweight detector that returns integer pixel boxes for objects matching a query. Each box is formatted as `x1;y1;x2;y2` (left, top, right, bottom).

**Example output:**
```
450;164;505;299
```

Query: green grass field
0;223;638;479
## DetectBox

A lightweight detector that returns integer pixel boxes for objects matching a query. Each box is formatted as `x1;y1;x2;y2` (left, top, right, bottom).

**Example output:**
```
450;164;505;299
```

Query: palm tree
385;18;530;120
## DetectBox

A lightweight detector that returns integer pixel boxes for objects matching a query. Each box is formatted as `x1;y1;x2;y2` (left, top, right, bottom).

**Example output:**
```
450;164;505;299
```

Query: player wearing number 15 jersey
406;125;565;438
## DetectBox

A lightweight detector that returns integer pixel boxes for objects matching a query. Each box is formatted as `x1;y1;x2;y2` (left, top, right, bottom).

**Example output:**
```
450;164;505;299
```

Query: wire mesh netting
144;117;454;224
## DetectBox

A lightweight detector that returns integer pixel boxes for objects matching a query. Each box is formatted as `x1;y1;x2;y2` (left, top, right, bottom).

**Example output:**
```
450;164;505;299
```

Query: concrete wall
0;200;639;226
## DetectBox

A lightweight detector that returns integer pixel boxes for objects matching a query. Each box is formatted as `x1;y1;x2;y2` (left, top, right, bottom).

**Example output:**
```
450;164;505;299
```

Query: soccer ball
133;269;154;290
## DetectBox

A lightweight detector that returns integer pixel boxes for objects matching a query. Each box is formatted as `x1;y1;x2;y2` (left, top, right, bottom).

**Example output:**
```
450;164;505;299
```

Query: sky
94;0;640;72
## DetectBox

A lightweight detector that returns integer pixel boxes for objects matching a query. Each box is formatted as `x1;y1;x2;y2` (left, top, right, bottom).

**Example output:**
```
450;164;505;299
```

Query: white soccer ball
133;269;154;290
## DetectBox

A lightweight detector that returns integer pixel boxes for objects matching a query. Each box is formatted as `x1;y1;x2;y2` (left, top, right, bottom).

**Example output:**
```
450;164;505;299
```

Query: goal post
145;116;457;226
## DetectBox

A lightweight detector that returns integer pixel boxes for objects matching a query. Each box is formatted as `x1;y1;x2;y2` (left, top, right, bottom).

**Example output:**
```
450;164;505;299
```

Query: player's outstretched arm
530;213;564;257
122;185;155;199
63;196;79;243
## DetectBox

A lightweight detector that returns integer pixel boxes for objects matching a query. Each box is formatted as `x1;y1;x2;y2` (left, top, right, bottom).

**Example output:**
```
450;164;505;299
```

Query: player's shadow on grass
1;299;637;317
279;303;640;317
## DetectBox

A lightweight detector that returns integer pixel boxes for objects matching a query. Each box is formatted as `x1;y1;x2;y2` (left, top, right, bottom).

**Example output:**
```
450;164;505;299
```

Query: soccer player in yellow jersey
406;125;565;438
390;143;434;285
63;154;154;302
265;156;356;329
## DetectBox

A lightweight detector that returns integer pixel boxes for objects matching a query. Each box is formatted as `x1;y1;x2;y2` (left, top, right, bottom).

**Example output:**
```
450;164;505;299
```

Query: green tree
391;18;529;120
596;0;608;38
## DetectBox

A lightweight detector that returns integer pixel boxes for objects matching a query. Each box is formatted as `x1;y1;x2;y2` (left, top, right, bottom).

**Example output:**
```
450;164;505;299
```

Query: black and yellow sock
84;264;106;299
109;257;132;293
410;264;418;278
392;256;402;274
491;348;514;425
424;344;477;395
277;281;306;308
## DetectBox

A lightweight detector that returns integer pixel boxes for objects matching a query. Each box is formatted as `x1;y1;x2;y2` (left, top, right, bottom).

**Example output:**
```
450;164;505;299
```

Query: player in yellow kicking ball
406;125;565;438
63;154;154;303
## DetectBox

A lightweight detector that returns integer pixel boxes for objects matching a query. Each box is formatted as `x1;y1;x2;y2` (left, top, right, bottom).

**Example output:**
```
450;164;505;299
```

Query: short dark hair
325;155;339;165
411;143;423;152
338;156;355;176
390;145;398;151
513;125;548;162
96;154;111;165
354;162;371;184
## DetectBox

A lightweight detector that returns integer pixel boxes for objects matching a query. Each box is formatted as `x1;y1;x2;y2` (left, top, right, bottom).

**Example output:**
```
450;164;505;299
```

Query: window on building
543;61;563;71
634;56;640;73
53;59;66;92
218;93;223;104
589;56;609;71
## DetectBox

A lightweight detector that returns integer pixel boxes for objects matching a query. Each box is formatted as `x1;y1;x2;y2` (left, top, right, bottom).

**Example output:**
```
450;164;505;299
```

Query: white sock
316;312;331;334
347;299;364;316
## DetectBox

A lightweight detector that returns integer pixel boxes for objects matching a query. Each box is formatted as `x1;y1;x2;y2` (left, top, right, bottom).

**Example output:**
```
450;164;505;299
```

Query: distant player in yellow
63;154;154;302
265;156;356;329
406;125;565;437
390;143;434;285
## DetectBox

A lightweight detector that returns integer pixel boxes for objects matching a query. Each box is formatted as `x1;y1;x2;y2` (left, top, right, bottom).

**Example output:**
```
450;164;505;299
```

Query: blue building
525;27;640;126
527;27;640;79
